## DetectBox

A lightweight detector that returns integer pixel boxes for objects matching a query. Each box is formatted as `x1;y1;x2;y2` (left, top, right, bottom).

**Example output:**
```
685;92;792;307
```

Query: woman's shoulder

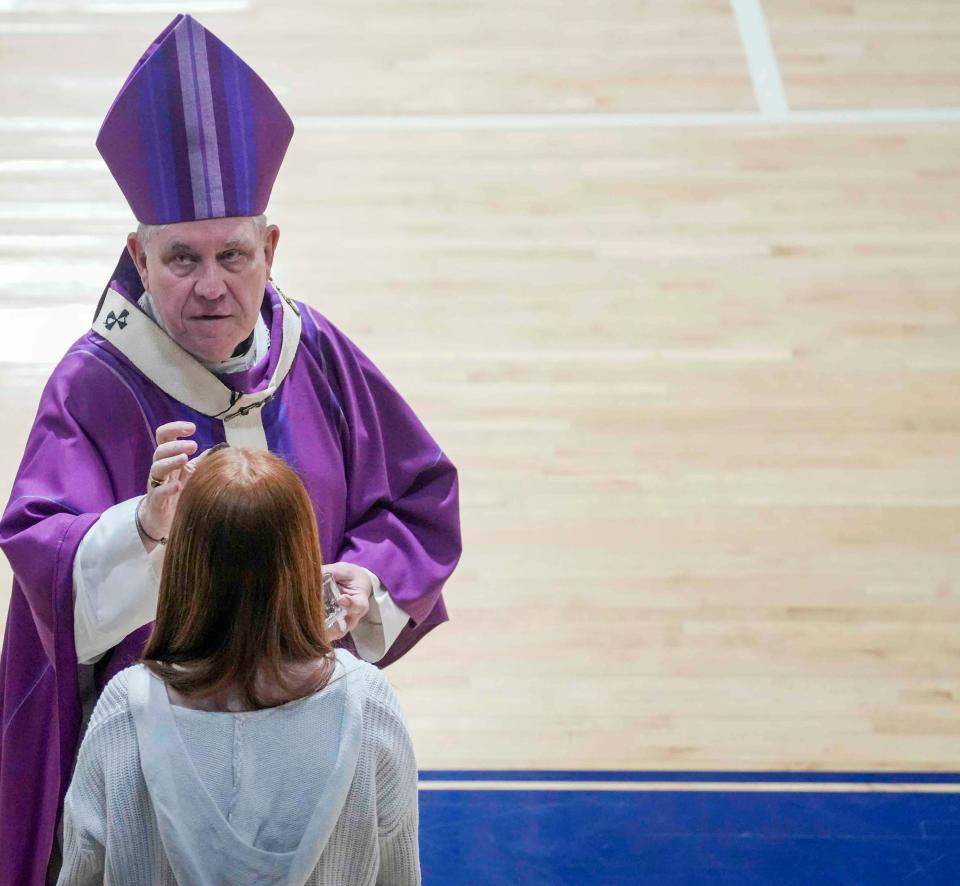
334;650;408;725
335;649;393;692
85;664;148;734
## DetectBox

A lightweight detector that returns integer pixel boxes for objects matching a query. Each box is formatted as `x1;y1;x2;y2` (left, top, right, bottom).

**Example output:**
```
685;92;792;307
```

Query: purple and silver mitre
97;14;293;224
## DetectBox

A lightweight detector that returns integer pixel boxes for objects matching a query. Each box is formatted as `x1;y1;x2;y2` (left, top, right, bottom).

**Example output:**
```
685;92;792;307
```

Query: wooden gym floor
1;1;959;881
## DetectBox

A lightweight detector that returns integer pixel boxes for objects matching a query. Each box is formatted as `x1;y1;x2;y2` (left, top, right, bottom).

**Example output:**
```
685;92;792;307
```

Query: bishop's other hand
322;562;373;640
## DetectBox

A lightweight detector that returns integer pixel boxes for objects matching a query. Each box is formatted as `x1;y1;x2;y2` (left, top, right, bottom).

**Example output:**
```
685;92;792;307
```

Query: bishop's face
127;216;280;363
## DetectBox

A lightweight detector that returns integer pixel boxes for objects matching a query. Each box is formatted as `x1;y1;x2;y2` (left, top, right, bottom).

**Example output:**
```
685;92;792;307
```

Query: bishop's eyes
164;250;250;270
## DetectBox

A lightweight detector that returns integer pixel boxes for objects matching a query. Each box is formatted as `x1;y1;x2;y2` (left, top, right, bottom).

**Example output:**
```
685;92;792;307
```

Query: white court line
297;111;761;131
3;107;960;135
0;0;246;9
0;117;101;133
730;0;789;119
298;108;960;130
790;108;960;125
0;0;247;32
0;159;102;172
91;0;249;11
0;23;91;34
0;202;131;220
372;346;792;364
418;780;960;794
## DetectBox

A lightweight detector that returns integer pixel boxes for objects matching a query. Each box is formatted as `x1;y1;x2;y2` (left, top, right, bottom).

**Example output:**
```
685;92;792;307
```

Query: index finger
323;561;358;583
155;421;196;446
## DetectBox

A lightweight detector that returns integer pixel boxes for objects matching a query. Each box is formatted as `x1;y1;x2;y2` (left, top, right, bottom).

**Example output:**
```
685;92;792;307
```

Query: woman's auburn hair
142;446;334;709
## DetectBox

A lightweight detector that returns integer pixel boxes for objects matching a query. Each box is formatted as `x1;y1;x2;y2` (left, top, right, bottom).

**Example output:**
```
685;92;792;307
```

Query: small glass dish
323;572;347;633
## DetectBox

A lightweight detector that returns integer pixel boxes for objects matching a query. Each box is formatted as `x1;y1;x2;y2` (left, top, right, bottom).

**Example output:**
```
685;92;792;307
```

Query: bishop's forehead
140;216;267;250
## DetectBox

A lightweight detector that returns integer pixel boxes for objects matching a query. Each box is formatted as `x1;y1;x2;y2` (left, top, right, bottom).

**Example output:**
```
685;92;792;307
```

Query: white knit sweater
57;650;420;885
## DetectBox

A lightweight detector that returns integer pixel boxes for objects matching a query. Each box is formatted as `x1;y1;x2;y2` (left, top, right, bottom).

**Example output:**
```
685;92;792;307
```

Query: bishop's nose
194;262;228;300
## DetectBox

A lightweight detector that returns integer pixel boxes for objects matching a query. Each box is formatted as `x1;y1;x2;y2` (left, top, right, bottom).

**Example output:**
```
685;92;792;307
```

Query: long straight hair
143;447;334;709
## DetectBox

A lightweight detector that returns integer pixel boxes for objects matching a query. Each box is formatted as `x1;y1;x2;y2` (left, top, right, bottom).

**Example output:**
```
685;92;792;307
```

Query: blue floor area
418;772;960;885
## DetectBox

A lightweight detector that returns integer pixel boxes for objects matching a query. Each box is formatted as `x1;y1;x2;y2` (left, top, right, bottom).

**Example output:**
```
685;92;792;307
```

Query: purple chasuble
0;251;461;885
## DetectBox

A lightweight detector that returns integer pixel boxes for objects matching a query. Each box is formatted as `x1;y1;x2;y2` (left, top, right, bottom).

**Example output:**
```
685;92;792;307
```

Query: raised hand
137;421;198;550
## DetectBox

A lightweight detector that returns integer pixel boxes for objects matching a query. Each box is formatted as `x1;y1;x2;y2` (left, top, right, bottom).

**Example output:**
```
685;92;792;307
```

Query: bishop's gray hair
136;213;267;246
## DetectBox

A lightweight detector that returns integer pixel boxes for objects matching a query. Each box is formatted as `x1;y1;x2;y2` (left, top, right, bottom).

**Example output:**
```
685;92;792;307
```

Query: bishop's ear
263;224;280;276
126;232;150;291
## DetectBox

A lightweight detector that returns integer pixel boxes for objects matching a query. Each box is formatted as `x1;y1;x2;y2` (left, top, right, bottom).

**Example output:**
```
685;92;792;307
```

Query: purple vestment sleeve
0;349;151;886
309;310;462;662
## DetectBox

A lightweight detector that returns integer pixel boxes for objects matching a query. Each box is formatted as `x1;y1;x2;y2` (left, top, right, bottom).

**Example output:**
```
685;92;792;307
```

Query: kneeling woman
59;448;420;886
